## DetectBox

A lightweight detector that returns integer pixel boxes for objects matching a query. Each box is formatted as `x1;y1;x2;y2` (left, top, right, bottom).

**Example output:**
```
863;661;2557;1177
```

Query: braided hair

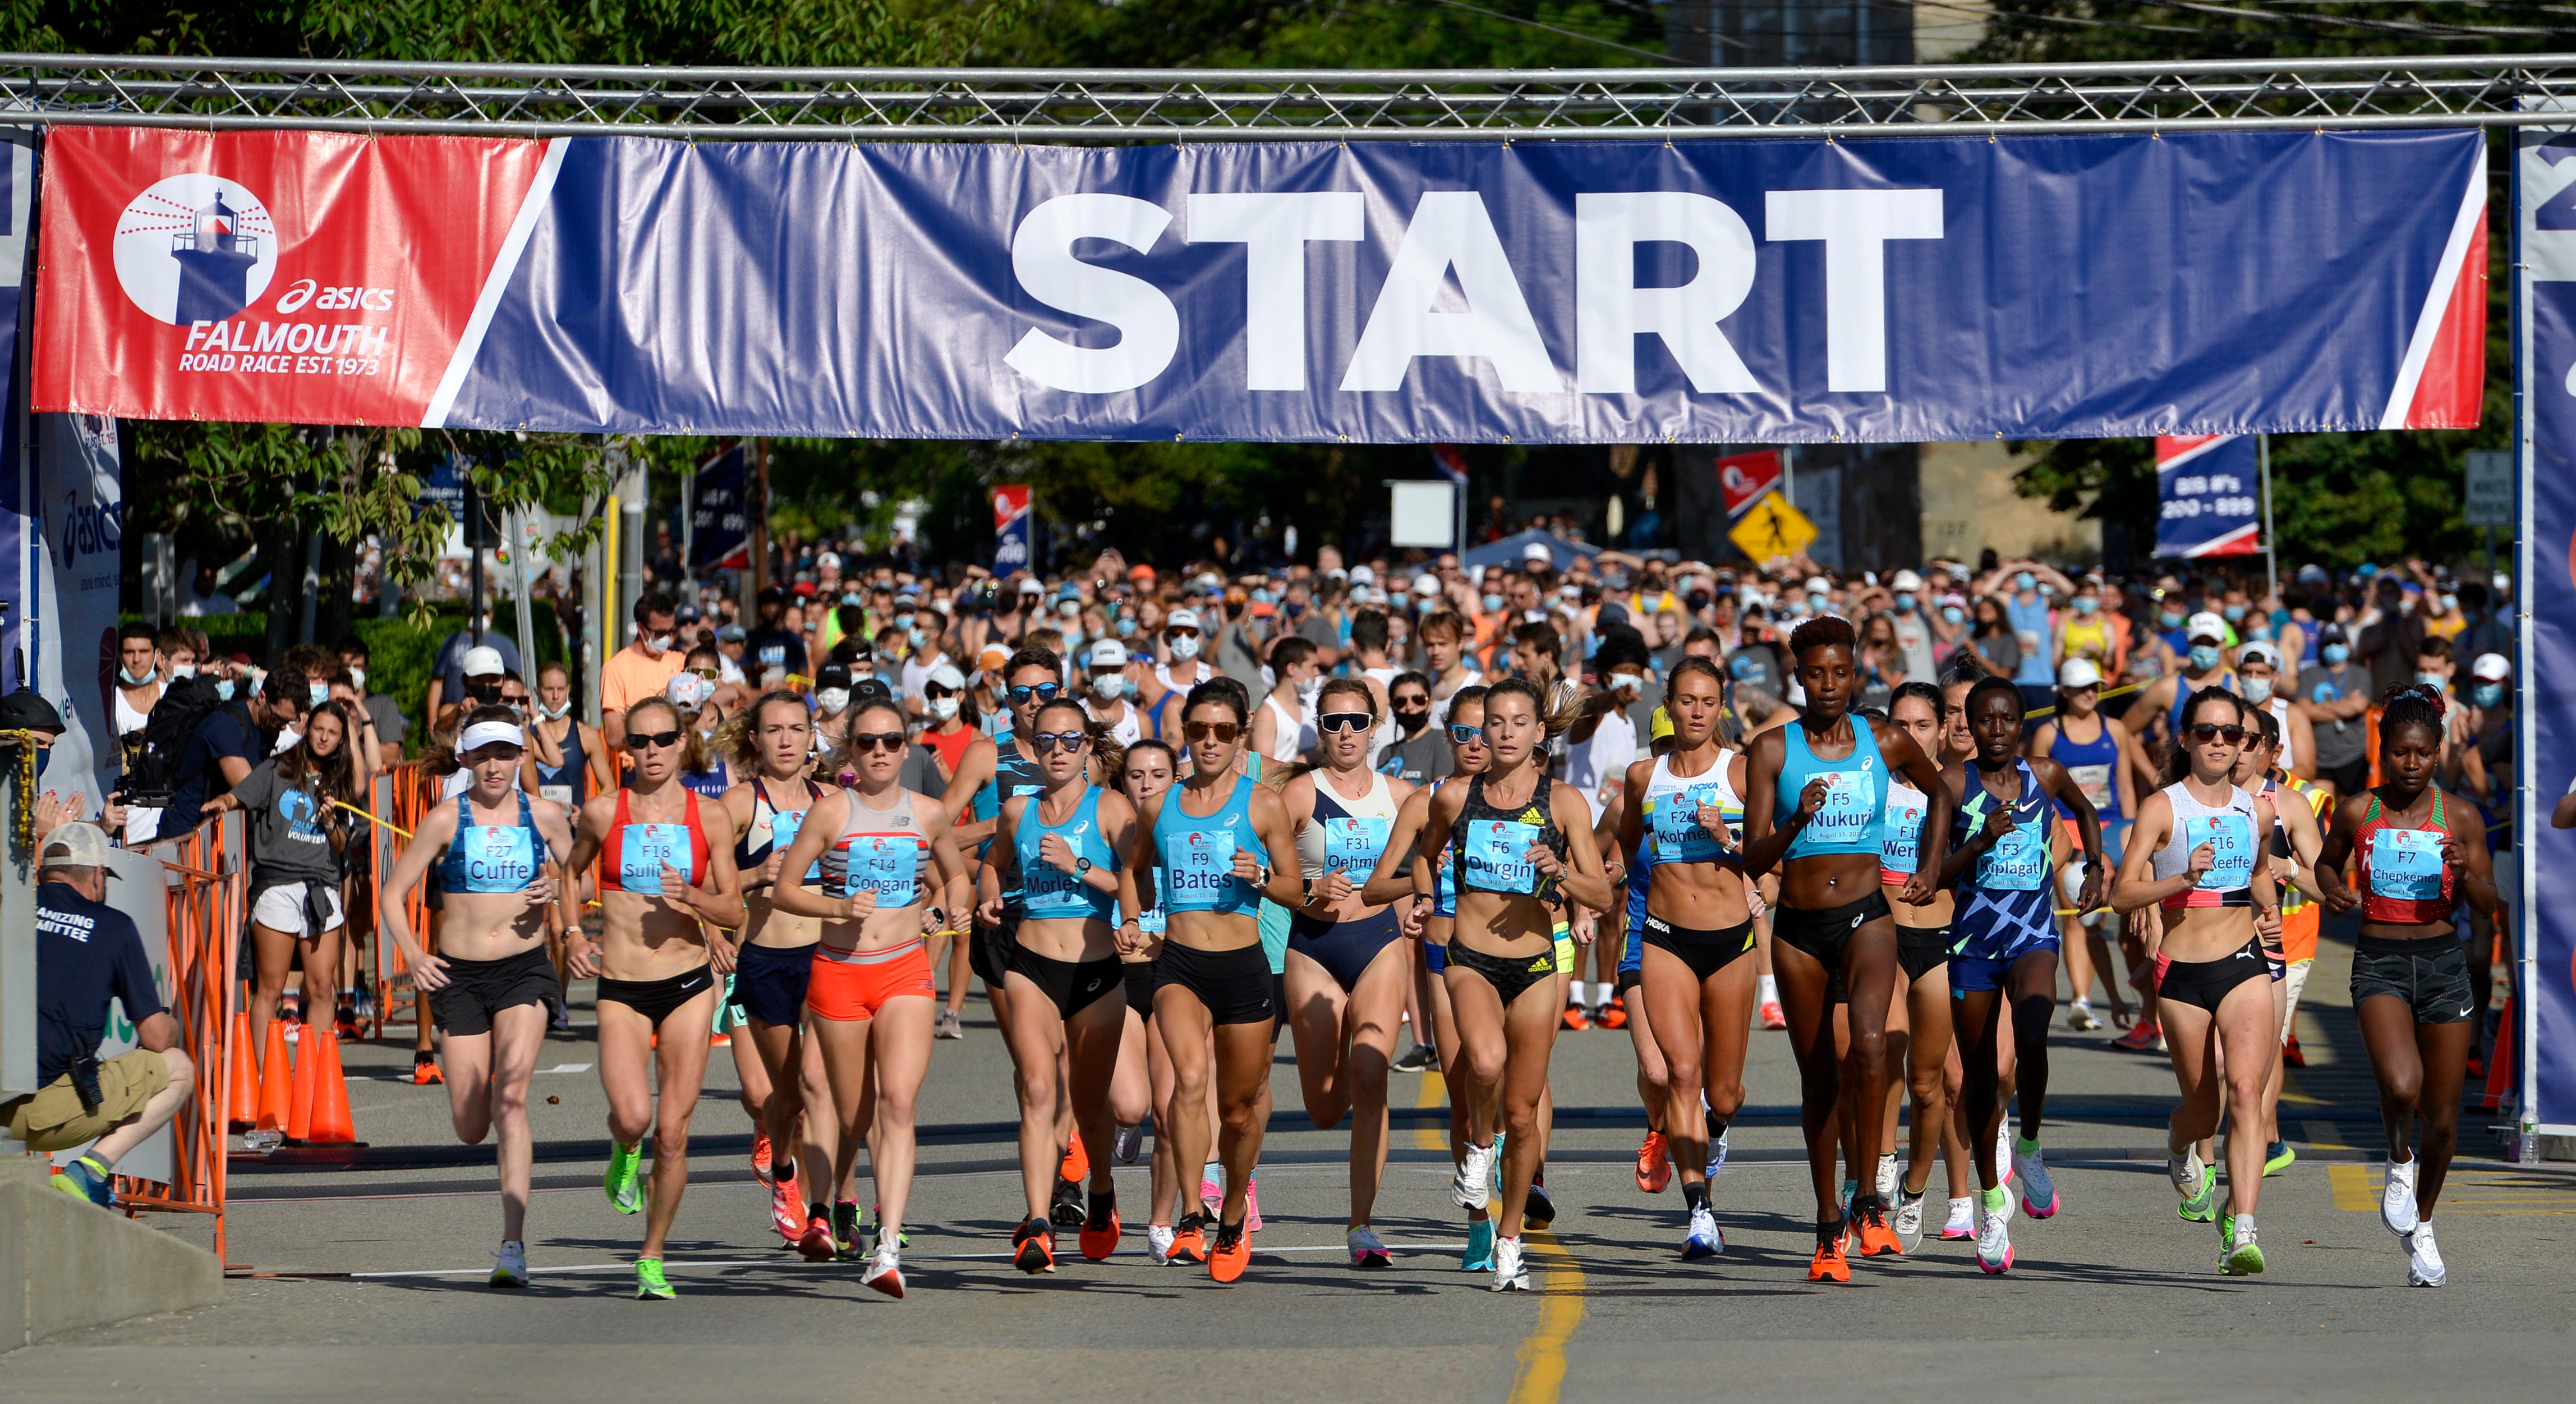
2377;682;2448;749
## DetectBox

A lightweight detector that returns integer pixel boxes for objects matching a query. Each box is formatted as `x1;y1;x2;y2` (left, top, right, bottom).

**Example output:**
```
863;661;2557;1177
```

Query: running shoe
2220;1216;2265;1275
1523;1181;1557;1229
1080;1188;1122;1260
1199;1168;1222;1218
1392;1042;1437;1073
1113;1121;1144;1166
1171;1213;1208;1264
1492;1234;1531;1291
1809;1227;1852;1283
1706;1126;1731;1181
1208;1217;1252;1283
871;1204;911;1252
604;1141;643;1215
1050;1176;1087;1227
1561;1000;1590;1032
49;1154;113;1208
550;1004;573;1034
1894;1189;1926;1254
1942;1197;1975;1238
2170;1151;2216;1223
1060;1130;1089;1185
1839;1179;1859;1218
751;1131;774;1186
2405;1223;2445;1287
1492;1132;1507;1190
797;1211;836;1262
1975;1197;2013;1274
709;1030;730;1048
1682;1203;1725;1260
635;1258;675;1300
1453;1140;1496;1209
834;1201;865;1260
1011;1217;1056;1274
2381;1156;2421;1235
1245;1176;1264;1233
1597;997;1629;1030
2263;1140;2298;1177
2112;1020;2164;1053
1149;1223;1177;1265
1853;1196;1902;1256
862;1243;906;1299
2067;999;2102;1032
2014;1141;2060;1219
335;1004;361;1040
412;1051;443;1086
1349;1226;1392;1268
935;1008;963;1040
1636;1130;1672;1193
1759;999;1788;1031
770;1174;803;1245
2465;1053;2485;1079
1996;1122;2016;1200
1875;1153;1899;1206
1462;1217;1496;1271
2280;1032;2306;1067
490;1240;528;1289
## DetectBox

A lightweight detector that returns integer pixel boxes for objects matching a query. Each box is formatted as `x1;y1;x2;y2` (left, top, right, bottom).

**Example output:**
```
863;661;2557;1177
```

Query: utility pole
750;438;770;600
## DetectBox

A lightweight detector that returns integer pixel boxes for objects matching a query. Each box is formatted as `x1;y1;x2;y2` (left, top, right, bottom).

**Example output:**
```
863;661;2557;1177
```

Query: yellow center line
1510;1229;1586;1403
1412;1067;1448;1152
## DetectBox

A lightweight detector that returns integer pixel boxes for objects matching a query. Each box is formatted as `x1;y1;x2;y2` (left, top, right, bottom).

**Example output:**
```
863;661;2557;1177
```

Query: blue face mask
2188;644;2223;672
2072;596;2099;615
1482;593;1504;614
309;681;329;708
2222;603;2246;623
2014;572;2036;593
2160;611;2185;630
2417;671;2448;689
1941;605;1965;625
2322;644;2350;665
2474;682;2505;709
1894;592;1916;613
908;625;926;649
214;678;236;702
1116;616;1137;637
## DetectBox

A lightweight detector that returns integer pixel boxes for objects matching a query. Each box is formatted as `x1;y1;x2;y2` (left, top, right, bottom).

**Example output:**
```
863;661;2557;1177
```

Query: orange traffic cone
227;1011;260;1131
306;1031;357;1146
255;1020;293;1133
288;1029;318;1143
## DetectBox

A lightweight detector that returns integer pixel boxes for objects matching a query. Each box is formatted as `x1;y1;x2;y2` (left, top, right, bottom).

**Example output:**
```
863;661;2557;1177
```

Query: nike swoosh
2460;1006;2476;1018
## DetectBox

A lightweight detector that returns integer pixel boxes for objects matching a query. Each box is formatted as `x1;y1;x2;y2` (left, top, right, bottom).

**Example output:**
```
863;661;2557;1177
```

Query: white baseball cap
1088;639;1129;669
2057;658;2103;689
2186;612;2230;644
2472;652;2511;681
1165;608;1201;631
1413;573;1442;598
816;552;843;571
1350;565;1376;586
1890;570;1924;591
461;645;507;678
2237;640;2283;670
1522;541;1553;565
927;662;967;692
1805;576;1832;595
39;821;115;870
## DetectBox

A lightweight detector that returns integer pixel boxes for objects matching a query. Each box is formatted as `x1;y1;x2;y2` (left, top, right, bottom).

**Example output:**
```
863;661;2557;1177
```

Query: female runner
1616;659;1755;1261
2314;685;2498;1287
978;698;1135;1273
563;695;746;1300
1741;618;1951;1281
1278;677;1419;1268
1120;678;1302;1284
1414;678;1613;1291
715;691;841;1258
774;695;972;1297
1879;681;1972;1251
1933;678;2103;1273
2112;687;2281;1277
1111;740;1200;1265
376;709;574;1287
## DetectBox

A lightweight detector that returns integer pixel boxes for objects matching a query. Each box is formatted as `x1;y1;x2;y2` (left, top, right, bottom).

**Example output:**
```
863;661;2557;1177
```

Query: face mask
1059;600;1080;617
2398;596;2417;616
844;591;864;608
536;700;569;719
2188;644;2223;672
1092;675;1127;701
1169;633;1200;662
2441;594;2458;613
815;687;850;715
643;634;674;655
2159;611;2185;630
2222;604;2246;623
1894;593;1916;613
908;625;926;649
1116;616;1137;637
214;678;236;702
1296;675;1323;704
2073;596;2099;615
2417;670;2447;689
2014;572;2036;592
1941;605;1965;625
1285;600;1307;618
1482;593;1505;614
119;664;157;686
894;612;913;631
928;696;960;721
2474;682;2505;709
2242;677;2274;705
348;667;366;692
307;681;329;708
2322;644;2350;665
1611;671;1643;695
171;663;197;680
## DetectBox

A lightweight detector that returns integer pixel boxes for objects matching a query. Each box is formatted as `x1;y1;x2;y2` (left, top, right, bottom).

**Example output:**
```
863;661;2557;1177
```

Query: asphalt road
13;921;2576;1402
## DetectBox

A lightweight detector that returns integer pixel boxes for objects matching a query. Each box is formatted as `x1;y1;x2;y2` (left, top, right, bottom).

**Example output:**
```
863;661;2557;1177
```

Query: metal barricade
365;760;434;1040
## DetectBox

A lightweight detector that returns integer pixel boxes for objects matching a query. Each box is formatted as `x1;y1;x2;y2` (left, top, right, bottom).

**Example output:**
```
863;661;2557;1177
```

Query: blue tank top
2049;715;2123;822
1950;760;2060;957
680;760;732;802
1013;786;1118;924
1155;771;1268;917
1777;719;1889;860
535;718;587;801
1618;838;1655;975
977;740;1048;905
439;790;543;894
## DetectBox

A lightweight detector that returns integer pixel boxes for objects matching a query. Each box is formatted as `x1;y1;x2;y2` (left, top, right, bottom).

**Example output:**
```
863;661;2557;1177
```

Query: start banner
35;126;2487;444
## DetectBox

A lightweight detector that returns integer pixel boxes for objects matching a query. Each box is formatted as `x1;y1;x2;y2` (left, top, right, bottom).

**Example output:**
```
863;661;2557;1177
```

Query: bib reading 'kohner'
1643;750;1743;866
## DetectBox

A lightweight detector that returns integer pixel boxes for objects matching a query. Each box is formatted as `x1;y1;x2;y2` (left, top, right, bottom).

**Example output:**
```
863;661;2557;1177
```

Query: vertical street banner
0;131;34;692
33;414;122;820
1717;449;1783;519
2154;434;2264;558
688;442;749;571
2517;118;2576;1135
993;485;1033;575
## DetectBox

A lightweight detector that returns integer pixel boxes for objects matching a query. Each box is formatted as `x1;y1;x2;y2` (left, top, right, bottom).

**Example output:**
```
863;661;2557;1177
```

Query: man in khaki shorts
1;822;195;1205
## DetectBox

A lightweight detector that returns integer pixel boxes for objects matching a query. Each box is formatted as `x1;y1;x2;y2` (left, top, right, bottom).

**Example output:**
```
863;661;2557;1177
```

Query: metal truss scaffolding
4;51;2576;139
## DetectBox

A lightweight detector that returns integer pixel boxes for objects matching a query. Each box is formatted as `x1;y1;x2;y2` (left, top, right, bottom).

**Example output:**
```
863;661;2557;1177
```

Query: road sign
2465;449;2514;528
1729;490;1816;565
1718;449;1783;518
1388;480;1457;549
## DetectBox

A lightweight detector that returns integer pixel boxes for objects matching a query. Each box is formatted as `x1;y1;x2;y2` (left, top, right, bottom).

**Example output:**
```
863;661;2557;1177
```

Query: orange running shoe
1853;1198;1903;1257
770;1172;803;1244
1759;1000;1788;1031
751;1131;775;1187
1011;1217;1056;1274
1208;1217;1252;1283
1561;1000;1590;1032
709;1031;731;1048
1170;1213;1209;1263
1598;996;1629;1030
411;1052;443;1086
2281;1033;2307;1068
1808;1229;1852;1283
1060;1130;1089;1185
797;1211;837;1261
1636;1130;1672;1194
1080;1188;1123;1260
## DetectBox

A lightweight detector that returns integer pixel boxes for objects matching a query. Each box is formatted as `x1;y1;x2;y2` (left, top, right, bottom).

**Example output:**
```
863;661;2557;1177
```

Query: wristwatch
1075;856;1093;877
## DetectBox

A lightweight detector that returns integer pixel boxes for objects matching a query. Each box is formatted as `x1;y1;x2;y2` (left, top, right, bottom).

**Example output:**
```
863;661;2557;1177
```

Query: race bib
537;784;575;810
1650;786;1731;864
1465;819;1544;894
1806;769;1879;846
1321;816;1392;875
1163;828;1240;907
618;823;694;896
1975;809;2050;891
2183;813;2257;891
2068;763;2114;812
2368;828;2446;902
1880;786;1928;873
768;810;824;882
457;823;537;894
841;834;923;906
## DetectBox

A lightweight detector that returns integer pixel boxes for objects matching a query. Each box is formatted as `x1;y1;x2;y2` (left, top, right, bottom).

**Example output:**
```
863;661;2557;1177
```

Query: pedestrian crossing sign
1728;490;1816;565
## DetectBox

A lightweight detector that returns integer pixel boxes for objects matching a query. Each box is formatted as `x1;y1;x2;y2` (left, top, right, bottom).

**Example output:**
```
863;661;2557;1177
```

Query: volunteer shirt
230;758;346;888
1381;727;1453;786
34;882;164;1085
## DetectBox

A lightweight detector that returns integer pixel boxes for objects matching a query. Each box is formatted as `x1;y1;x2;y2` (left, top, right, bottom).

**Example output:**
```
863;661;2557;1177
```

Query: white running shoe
1875;1153;1899;1205
2405;1222;2446;1287
1894;1190;1926;1254
1941;1196;1975;1239
1348;1226;1392;1268
1453;1141;1495;1209
1996;1122;2016;1196
489;1240;528;1289
1148;1223;1177;1265
1975;1197;2013;1273
2382;1157;2421;1235
1706;1127;1731;1181
1492;1233;1530;1291
1682;1203;1724;1260
2068;999;2102;1032
862;1242;905;1299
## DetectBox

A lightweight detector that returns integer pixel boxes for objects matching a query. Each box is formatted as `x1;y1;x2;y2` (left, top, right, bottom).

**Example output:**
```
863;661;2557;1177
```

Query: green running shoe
635;1257;675;1300
605;1141;644;1215
2174;1163;2216;1224
2220;1219;2266;1276
2262;1140;2298;1177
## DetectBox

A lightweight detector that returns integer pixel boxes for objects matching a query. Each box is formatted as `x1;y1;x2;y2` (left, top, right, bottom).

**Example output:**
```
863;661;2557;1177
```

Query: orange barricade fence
364;760;434;1040
117;820;246;1264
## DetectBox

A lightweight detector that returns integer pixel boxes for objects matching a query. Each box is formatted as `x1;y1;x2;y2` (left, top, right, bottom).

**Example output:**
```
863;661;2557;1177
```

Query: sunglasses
629;729;684;751
1318;711;1373;735
688;667;719;681
1447;723;1485;745
1032;730;1089;754
2187;723;2246;744
924;685;959;700
1166;627;1200;640
844;731;907;754
1009;683;1062;706
1185;721;1241;744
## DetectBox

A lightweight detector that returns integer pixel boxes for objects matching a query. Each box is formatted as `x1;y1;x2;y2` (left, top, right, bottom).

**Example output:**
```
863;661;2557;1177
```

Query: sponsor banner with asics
36;127;2485;444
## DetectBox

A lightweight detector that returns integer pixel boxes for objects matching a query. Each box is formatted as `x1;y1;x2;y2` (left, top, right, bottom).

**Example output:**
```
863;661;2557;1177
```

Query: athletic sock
2016;1135;2042;1157
776;1158;795;1183
1595;981;1614;1006
2232;1212;2256;1237
808;1201;829;1220
1757;973;1779;1007
1683;1181;1709;1212
1980;1185;2008;1213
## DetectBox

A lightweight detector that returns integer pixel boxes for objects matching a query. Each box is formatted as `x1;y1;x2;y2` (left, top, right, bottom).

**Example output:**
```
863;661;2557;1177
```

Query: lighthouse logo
111;174;279;325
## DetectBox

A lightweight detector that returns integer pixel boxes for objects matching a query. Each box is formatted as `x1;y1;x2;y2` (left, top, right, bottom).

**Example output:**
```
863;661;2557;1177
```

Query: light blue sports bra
1777;718;1889;860
1156;771;1268;917
1014;785;1118;924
